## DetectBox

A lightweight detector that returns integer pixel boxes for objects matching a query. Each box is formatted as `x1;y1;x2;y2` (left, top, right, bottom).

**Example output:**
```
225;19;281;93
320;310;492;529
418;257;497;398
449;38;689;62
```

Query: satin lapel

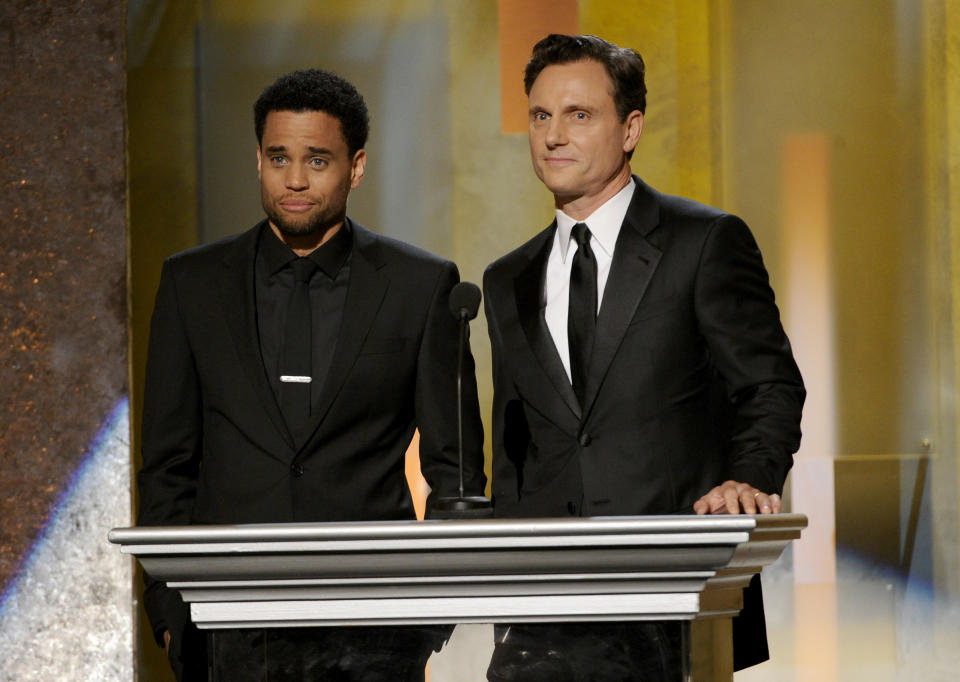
218;223;297;451
306;224;387;440
582;181;662;416
514;225;581;420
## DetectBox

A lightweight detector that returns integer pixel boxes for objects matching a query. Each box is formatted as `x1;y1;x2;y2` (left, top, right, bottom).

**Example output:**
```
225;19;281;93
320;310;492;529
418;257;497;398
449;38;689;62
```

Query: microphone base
431;496;494;519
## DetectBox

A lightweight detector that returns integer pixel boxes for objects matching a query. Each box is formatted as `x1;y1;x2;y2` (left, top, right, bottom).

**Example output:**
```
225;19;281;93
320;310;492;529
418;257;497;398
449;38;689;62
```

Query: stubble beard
262;195;346;240
266;206;327;238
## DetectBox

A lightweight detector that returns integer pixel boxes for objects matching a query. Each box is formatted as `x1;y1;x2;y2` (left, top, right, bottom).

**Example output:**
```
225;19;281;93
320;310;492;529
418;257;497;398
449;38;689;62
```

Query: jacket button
567;501;578;515
578;432;591;446
290;462;304;477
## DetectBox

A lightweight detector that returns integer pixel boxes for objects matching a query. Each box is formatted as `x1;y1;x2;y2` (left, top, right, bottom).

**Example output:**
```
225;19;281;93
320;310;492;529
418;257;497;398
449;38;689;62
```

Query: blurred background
1;0;958;680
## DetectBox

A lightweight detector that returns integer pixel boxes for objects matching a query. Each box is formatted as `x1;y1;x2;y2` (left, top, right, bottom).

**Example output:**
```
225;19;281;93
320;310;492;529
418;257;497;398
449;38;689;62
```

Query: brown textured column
0;0;127;613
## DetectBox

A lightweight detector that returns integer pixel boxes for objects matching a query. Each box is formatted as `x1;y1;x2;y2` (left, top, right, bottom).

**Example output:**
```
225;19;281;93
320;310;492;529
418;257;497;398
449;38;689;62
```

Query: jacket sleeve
483;267;523;515
416;261;487;514
136;258;203;645
694;215;805;494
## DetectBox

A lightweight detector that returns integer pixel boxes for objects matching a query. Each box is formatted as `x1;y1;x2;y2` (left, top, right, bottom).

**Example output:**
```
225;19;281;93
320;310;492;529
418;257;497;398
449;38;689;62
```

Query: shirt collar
261;220;353;278
554;178;636;262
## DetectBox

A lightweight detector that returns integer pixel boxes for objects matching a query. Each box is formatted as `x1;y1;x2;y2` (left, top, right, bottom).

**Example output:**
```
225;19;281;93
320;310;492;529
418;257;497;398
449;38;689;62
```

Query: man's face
257;110;365;240
528;60;642;213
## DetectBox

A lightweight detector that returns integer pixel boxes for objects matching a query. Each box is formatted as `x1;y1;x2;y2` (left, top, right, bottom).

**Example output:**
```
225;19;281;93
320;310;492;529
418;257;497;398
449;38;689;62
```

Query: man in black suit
483;35;804;680
137;69;485;680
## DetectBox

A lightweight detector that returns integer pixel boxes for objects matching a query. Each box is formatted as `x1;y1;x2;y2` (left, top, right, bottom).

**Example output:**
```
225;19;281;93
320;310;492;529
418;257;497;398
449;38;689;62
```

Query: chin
538;170;579;192
541;179;581;198
277;222;323;238
269;212;322;238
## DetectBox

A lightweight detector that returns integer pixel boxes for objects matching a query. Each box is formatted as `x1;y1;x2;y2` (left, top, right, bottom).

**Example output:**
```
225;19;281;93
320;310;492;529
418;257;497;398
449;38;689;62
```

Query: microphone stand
456;307;466;500
432;298;493;519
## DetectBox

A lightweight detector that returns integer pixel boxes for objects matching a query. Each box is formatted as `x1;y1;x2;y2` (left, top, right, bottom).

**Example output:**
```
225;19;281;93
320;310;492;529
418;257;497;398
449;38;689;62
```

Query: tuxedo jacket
137;219;485;646
483;177;804;668
483;177;804;518
484;176;805;669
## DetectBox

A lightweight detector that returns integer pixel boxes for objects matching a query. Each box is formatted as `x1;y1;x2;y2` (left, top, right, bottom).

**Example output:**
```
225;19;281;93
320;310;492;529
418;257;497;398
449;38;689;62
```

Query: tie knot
571;222;591;248
290;257;318;283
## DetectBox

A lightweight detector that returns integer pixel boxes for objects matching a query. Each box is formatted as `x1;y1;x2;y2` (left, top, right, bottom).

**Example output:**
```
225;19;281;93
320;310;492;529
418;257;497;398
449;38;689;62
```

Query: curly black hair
524;34;646;119
254;69;370;154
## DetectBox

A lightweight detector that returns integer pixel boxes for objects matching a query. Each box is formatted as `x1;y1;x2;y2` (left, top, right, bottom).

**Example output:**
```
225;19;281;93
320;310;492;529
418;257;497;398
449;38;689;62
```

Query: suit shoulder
353;222;454;272
484;226;552;281
647;188;753;246
163;224;258;269
655;190;730;225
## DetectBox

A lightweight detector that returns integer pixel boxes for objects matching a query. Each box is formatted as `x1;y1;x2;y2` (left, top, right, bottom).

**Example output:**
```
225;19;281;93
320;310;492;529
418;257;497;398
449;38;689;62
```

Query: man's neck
269;220;343;257
554;164;633;221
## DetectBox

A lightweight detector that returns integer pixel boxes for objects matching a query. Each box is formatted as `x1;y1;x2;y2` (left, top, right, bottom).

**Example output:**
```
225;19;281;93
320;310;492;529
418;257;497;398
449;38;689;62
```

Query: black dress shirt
255;222;352;408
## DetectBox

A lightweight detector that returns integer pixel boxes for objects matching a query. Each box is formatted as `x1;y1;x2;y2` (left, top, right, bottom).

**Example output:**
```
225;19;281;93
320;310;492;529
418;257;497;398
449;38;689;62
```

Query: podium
110;514;805;680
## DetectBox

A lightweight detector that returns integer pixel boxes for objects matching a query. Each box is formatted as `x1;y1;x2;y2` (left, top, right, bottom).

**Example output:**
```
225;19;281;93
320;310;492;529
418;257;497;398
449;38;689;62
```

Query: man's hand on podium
693;480;782;515
163;630;171;655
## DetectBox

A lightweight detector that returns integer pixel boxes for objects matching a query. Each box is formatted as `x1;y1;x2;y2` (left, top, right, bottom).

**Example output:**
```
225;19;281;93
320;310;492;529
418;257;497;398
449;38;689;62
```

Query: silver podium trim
109;514;805;629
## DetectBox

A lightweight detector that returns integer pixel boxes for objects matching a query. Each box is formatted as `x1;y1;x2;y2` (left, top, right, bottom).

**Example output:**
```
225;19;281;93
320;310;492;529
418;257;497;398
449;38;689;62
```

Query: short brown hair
524;34;647;119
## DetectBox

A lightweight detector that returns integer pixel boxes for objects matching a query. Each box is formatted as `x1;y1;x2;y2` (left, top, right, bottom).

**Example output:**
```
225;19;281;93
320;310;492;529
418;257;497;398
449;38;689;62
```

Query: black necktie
280;257;318;442
568;223;597;405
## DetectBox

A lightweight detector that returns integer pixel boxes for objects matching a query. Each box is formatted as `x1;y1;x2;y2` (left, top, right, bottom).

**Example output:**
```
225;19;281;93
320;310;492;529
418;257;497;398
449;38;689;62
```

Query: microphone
449;281;481;321
432;281;493;519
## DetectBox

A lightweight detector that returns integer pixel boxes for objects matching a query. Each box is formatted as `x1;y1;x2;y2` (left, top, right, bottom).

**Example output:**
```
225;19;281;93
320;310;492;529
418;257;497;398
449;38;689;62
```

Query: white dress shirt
544;178;636;382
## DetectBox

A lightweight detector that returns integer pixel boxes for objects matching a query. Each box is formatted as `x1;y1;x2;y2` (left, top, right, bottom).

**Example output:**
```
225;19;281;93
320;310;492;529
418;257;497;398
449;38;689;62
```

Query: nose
544;117;567;148
285;164;308;191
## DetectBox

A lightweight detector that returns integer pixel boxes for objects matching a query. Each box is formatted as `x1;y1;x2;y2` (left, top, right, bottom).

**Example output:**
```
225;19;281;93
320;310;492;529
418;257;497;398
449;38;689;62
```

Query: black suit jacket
137;219;485;648
484;177;803;516
483;178;804;667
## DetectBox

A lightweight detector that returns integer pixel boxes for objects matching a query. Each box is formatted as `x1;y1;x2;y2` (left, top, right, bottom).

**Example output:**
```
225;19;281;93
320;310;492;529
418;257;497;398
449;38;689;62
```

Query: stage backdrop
0;1;953;680
127;1;960;680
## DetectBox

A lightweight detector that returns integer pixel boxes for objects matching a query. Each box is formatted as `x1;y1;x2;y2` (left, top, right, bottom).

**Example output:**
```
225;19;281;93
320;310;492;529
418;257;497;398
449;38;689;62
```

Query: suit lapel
218;222;297;452
582;179;662;415
305;221;388;442
514;224;581;420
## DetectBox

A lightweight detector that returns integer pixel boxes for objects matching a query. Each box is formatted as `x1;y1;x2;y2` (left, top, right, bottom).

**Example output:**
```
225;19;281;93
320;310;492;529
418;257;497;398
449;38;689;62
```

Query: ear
350;149;367;189
256;144;263;179
622;111;644;152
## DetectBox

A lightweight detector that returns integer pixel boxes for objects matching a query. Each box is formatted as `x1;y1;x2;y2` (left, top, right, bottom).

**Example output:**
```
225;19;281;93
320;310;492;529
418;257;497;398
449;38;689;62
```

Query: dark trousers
487;622;684;682
175;625;449;681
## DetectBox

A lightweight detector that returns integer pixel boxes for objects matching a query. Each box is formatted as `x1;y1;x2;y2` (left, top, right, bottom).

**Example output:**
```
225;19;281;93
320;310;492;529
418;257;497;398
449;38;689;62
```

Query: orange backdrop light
782;132;838;682
498;0;579;134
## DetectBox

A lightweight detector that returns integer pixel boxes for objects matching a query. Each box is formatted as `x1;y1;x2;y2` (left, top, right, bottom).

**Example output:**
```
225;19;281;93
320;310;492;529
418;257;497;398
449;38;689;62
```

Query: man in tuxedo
137;68;485;680
483;35;805;680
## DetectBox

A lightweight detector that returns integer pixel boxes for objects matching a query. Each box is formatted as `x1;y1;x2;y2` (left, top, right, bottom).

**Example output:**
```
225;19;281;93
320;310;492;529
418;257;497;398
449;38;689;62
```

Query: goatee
264;207;330;238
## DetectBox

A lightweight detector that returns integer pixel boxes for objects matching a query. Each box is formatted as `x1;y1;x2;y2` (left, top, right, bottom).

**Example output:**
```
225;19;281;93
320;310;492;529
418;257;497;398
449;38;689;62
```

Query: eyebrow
264;145;334;155
561;104;596;114
529;104;597;115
